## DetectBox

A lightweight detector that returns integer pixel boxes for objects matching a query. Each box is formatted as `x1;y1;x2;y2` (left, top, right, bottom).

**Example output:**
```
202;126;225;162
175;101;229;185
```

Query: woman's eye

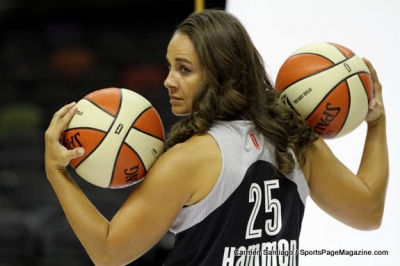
181;66;190;74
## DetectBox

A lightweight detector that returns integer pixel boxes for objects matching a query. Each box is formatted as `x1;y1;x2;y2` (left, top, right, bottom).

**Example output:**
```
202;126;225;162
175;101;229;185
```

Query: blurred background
0;0;225;265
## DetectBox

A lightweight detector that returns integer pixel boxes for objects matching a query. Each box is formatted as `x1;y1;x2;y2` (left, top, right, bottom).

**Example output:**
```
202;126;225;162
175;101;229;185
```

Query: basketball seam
278;54;357;93
65;127;107;133
330;42;352;58
82;98;117;118
109;139;146;188
108;88;146;188
333;79;352;138
293;52;334;64
84;87;123;117
74;90;122;170
304;71;361;123
132;106;165;142
69;128;109;170
358;71;372;98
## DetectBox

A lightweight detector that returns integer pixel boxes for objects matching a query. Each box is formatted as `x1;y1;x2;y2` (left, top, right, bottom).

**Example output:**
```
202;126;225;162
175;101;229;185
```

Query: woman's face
164;33;204;116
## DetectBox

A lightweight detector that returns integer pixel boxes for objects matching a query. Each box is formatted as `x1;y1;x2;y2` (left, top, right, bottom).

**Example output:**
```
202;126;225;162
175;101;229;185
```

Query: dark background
0;0;226;265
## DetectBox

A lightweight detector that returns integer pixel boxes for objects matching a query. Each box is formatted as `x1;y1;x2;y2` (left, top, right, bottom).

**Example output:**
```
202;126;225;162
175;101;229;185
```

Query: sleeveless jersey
163;120;309;266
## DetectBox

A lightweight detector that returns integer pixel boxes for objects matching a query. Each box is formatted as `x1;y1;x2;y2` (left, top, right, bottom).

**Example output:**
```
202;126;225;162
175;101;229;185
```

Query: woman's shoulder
170;133;219;161
157;134;221;205
153;133;220;174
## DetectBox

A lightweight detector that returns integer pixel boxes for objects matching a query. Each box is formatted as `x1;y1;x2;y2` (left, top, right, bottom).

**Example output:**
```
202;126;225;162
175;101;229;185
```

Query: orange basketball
62;87;165;189
275;42;373;139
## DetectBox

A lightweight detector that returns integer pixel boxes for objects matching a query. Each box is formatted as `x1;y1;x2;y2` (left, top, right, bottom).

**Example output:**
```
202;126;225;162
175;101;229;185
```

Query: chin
173;112;191;117
172;108;191;117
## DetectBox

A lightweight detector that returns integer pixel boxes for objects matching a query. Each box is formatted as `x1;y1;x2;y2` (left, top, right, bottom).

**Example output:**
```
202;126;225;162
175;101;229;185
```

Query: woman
44;9;388;266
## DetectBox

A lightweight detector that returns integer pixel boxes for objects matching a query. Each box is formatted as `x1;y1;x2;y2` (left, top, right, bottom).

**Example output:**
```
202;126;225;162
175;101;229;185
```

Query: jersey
163;120;309;266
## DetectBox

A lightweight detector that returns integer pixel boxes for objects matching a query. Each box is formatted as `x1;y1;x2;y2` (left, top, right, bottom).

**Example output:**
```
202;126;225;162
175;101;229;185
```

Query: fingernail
77;147;84;155
370;99;376;108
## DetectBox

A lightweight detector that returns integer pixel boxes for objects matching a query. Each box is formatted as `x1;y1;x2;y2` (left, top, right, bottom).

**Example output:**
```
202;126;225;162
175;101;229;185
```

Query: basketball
275;42;374;139
62;87;165;189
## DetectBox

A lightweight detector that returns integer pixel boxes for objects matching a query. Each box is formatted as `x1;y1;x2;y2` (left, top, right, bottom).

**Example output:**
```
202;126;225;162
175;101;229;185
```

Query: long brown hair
165;9;318;174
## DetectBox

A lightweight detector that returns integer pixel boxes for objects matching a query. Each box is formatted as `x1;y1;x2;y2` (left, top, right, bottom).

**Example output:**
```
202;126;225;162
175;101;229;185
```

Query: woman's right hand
44;102;85;172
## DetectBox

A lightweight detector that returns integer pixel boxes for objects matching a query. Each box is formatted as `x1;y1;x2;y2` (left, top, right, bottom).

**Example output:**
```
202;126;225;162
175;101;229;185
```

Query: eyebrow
175;57;192;64
166;55;193;65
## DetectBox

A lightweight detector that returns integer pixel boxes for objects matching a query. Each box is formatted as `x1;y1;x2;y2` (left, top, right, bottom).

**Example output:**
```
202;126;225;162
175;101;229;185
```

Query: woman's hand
44;102;85;172
363;58;385;125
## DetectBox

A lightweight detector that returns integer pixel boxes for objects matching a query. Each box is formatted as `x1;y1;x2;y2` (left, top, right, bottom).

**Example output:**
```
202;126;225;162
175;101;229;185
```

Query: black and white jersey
164;120;309;266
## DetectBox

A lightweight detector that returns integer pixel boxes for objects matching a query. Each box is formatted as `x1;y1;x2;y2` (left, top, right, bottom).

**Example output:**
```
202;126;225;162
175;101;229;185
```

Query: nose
164;72;177;91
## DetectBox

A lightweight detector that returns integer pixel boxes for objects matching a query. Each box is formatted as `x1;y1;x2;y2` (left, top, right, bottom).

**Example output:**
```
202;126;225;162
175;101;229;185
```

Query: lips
169;96;183;103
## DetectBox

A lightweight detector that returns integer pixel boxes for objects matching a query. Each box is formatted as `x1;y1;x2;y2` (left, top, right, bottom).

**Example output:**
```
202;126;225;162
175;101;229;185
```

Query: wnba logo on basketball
115;123;124;135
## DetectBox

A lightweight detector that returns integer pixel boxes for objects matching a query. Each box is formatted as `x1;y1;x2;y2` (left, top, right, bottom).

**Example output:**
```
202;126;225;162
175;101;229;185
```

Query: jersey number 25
246;179;282;239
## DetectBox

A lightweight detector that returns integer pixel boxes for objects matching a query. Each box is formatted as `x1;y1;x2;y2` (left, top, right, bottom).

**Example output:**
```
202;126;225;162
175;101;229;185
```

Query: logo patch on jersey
249;132;260;150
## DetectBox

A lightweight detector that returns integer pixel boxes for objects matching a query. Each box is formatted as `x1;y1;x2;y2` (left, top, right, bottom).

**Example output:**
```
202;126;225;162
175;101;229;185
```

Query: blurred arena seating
0;0;225;265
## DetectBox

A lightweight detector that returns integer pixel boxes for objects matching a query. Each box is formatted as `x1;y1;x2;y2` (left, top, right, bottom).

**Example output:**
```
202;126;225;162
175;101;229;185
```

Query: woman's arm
304;58;388;230
44;103;220;265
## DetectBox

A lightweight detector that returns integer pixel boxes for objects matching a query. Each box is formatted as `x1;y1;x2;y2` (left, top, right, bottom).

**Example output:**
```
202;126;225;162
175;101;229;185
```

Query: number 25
246;179;282;239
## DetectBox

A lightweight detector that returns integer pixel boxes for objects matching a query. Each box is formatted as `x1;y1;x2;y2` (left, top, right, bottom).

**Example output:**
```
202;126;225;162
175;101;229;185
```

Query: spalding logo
124;165;140;184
